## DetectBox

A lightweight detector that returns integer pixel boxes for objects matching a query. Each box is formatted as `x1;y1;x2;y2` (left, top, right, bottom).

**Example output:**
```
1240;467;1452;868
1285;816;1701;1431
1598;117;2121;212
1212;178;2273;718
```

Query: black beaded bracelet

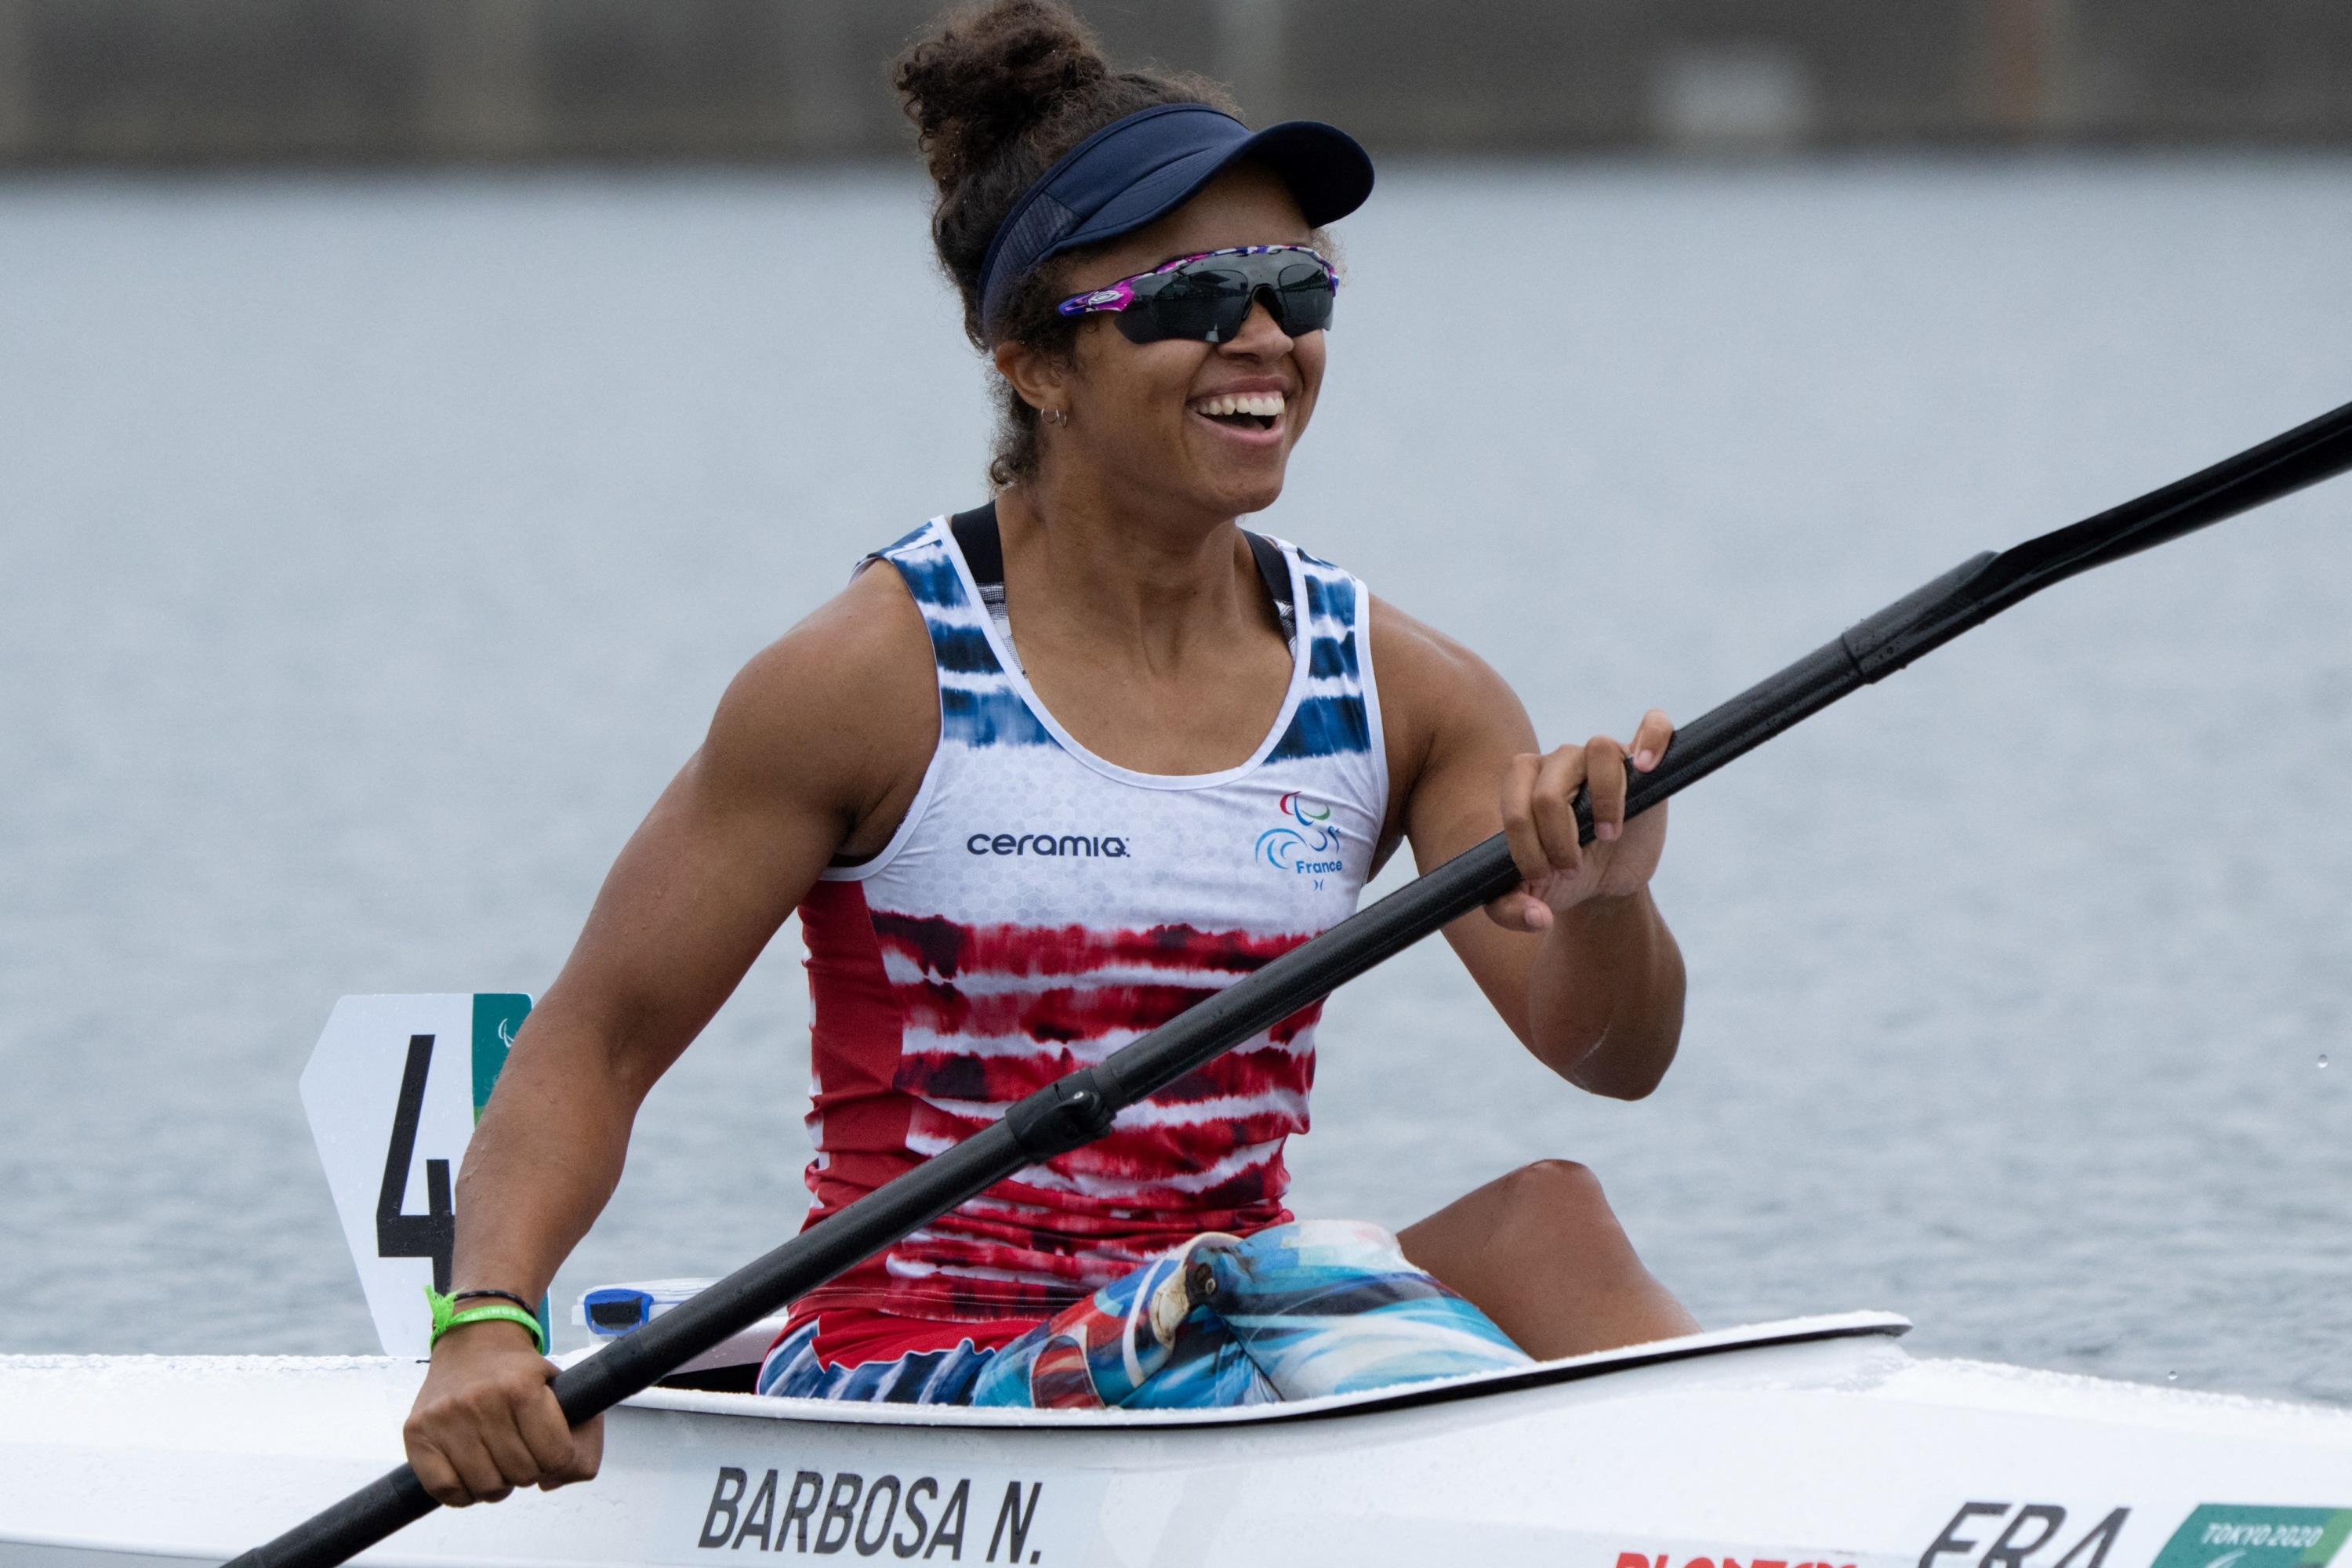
450;1287;537;1315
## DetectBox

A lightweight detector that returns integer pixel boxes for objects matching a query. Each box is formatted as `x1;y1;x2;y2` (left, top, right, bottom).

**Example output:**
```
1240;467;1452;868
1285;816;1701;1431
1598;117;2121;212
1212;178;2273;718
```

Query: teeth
1193;391;1285;419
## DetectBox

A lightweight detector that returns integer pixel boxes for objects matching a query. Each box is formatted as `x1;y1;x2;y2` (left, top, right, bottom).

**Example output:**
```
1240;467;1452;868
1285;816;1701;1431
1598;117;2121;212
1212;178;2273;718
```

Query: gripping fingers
444;1426;516;1506
409;1439;470;1509
1629;708;1673;772
1583;735;1630;841
549;1412;606;1490
1498;751;1549;889
514;1380;601;1489
475;1400;546;1494
1486;752;1552;930
1530;748;1587;871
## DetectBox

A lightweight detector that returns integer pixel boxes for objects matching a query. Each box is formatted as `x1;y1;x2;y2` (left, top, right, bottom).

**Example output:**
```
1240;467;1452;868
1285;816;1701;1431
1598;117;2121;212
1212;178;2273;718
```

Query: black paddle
229;396;2352;1568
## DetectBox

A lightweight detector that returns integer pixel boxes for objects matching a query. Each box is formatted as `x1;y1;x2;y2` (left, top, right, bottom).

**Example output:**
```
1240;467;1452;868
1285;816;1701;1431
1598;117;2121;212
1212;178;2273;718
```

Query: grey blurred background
5;2;2350;1407
2;0;2351;166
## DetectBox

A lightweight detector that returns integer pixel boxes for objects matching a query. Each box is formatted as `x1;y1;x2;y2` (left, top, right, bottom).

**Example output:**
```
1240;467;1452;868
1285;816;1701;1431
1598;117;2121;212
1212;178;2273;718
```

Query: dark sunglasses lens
1272;263;1335;334
1120;268;1252;343
1114;256;1332;343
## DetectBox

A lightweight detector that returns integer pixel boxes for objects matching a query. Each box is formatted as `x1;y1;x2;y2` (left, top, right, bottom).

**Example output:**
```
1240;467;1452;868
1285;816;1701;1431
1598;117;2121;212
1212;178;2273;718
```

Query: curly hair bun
895;1;1240;486
894;1;1114;192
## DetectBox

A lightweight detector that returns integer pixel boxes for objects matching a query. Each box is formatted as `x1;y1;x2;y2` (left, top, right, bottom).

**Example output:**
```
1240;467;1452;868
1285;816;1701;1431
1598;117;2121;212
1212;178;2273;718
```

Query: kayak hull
2;1314;2347;1568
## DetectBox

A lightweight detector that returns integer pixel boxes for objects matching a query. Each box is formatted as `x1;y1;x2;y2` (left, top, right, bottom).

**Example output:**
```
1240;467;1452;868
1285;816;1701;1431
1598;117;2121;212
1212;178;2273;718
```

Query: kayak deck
619;1308;1916;1428
3;1312;2348;1567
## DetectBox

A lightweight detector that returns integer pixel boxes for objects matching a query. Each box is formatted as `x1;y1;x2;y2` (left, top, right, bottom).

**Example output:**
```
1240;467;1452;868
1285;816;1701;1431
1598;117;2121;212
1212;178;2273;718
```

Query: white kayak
4;1310;2350;1567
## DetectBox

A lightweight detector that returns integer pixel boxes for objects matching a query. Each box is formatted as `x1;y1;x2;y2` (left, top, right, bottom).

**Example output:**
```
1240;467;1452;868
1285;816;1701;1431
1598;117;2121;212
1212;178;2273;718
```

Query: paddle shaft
227;396;2352;1568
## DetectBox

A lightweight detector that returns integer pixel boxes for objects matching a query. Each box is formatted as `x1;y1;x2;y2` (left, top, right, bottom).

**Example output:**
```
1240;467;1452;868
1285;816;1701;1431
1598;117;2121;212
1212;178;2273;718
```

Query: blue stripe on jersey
1269;693;1372;760
873;519;1374;756
870;525;1055;750
1307;634;1358;680
893;554;965;610
1301;572;1356;622
929;623;1000;677
1285;552;1371;757
942;684;1056;748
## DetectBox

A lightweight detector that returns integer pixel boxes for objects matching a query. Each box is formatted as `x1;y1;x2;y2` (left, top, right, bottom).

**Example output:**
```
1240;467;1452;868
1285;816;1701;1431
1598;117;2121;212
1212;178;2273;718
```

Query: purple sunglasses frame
1054;244;1339;325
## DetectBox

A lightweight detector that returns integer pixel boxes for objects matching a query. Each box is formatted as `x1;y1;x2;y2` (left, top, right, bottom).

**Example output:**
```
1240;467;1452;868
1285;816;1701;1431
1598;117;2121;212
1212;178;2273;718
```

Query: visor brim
1044;119;1374;267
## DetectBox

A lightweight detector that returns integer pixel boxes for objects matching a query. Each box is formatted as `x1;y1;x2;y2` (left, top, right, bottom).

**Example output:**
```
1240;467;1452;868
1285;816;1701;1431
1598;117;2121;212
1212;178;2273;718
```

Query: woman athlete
405;0;1694;1508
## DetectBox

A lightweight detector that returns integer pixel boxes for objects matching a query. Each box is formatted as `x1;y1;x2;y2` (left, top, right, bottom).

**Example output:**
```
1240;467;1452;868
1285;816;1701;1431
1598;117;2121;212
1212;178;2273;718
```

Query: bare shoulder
703;562;939;854
1368;593;1535;782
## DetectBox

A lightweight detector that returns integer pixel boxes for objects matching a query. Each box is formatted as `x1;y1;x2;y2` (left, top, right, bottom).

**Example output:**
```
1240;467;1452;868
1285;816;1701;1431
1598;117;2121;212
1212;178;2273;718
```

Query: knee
1494;1160;1619;1238
1504;1157;1606;1203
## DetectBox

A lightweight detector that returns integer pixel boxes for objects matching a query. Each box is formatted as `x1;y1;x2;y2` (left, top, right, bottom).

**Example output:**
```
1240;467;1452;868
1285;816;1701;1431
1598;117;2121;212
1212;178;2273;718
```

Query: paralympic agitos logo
1256;790;1345;876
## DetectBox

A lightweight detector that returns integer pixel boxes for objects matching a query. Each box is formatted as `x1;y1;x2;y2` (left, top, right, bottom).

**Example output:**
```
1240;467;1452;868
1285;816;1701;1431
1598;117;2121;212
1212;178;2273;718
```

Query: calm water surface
3;159;2349;1405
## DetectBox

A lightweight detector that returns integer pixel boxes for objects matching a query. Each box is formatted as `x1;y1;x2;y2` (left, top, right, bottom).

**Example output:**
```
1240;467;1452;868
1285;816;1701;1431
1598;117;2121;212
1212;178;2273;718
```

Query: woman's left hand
1487;708;1674;932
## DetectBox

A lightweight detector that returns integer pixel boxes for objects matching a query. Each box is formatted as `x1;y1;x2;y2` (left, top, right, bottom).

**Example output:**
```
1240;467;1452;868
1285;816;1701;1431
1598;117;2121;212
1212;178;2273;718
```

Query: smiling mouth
1190;390;1285;432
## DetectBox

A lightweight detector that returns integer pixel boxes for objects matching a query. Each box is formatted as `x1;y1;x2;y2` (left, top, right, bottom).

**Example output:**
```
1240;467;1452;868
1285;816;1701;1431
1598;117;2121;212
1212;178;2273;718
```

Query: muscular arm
451;565;934;1301
405;564;935;1505
1372;598;1686;1099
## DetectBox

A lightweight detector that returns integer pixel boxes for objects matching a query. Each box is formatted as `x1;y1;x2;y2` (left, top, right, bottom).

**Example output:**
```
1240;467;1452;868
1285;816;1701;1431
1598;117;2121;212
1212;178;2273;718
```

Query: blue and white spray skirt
758;1219;1532;1409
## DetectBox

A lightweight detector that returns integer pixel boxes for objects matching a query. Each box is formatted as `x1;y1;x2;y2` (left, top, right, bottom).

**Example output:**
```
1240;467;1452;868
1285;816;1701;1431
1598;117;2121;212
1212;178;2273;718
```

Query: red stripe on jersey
792;887;1314;1325
871;909;1304;980
895;1029;1317;1109
804;1311;1037;1370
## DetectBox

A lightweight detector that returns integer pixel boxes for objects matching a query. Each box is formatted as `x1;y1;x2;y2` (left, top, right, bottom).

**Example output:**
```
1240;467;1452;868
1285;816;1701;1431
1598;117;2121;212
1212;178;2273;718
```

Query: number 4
375;1033;454;1291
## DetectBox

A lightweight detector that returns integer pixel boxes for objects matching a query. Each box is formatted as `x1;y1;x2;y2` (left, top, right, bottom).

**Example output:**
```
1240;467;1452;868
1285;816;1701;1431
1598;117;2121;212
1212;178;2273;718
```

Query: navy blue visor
977;102;1374;338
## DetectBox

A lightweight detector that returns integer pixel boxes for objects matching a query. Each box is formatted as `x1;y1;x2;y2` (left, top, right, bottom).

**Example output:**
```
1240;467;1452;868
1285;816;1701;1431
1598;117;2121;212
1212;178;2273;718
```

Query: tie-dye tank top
789;512;1387;1327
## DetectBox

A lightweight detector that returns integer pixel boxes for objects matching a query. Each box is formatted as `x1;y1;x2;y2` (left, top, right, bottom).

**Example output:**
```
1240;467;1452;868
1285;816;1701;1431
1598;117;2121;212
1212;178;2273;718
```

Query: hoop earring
1042;406;1068;426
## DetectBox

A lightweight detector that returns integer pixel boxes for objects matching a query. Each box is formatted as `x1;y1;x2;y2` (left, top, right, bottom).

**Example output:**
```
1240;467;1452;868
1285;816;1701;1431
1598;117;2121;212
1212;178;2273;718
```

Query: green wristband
425;1286;547;1355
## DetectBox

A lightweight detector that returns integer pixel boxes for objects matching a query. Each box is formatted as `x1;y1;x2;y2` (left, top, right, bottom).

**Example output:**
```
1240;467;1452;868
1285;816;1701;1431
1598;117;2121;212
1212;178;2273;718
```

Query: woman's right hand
403;1319;603;1506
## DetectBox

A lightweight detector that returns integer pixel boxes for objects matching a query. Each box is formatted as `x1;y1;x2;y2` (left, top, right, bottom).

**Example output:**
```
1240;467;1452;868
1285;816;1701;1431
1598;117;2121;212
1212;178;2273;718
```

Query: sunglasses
1055;245;1338;345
